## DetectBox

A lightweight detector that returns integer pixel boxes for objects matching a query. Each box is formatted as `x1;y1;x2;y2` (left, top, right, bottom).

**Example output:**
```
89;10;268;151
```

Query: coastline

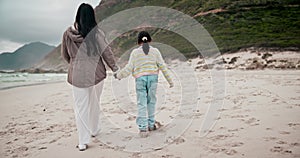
0;72;67;91
0;81;65;91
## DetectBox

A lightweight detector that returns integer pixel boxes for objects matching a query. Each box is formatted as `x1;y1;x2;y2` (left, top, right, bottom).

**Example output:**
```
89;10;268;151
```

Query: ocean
0;73;67;90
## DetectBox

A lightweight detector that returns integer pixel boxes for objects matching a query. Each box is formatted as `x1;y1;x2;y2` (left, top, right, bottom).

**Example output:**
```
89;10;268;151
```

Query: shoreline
0;69;67;74
0;73;67;91
0;80;65;91
1;68;300;91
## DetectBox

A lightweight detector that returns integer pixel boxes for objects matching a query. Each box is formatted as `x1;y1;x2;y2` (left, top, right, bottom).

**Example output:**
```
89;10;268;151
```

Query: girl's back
130;46;161;78
116;31;173;87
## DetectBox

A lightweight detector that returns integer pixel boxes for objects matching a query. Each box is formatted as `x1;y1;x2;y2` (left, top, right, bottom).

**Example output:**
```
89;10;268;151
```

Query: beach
1;0;299;157
0;68;299;158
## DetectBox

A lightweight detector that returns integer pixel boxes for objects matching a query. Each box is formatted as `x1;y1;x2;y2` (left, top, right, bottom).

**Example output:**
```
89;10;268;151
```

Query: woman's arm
97;29;118;72
61;31;70;63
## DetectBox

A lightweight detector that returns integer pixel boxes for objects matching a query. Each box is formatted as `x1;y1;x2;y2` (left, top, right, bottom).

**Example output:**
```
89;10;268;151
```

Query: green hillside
95;0;300;58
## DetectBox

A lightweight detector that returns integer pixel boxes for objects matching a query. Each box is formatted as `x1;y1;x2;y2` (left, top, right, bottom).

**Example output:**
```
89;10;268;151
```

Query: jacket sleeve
116;52;134;79
156;49;173;86
61;31;70;64
97;29;118;72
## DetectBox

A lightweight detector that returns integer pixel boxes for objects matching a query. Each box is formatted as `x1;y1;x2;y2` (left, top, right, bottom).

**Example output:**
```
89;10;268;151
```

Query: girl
61;3;118;151
115;31;173;137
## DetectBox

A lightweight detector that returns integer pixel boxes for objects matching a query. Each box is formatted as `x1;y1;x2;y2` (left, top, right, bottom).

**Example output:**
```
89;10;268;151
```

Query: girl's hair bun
138;31;152;55
142;37;148;42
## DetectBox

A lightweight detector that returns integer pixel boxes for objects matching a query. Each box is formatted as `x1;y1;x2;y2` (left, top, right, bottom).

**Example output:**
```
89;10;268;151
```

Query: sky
0;0;101;53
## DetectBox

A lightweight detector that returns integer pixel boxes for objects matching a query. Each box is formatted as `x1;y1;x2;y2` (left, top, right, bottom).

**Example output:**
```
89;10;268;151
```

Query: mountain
95;0;300;57
34;45;68;71
0;42;55;70
36;0;300;71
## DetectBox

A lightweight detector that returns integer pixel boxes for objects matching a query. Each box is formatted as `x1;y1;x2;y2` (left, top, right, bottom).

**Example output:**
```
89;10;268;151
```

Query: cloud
0;39;23;53
0;0;101;52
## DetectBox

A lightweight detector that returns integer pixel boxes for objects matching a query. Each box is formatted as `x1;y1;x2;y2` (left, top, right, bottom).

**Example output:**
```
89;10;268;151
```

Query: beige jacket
61;26;118;88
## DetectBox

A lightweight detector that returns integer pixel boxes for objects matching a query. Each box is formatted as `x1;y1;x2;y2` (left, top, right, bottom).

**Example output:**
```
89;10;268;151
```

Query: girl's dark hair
138;31;152;55
75;3;98;56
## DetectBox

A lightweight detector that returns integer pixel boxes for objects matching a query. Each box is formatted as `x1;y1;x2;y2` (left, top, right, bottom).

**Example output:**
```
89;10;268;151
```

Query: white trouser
72;81;104;145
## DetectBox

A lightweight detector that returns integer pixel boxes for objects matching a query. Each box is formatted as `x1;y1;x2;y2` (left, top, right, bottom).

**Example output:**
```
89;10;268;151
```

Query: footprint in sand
209;134;233;141
174;137;185;145
270;146;292;154
124;125;133;129
62;109;73;113
228;128;239;132
208;146;238;156
263;136;278;141
288;122;300;127
38;147;47;150
131;153;142;158
113;146;126;151
161;154;175;158
219;126;226;130
0;131;7;136
225;149;238;155
232;105;242;110
92;139;101;143
12;146;29;156
226;142;244;147
241;117;260;126
279;131;290;135
272;98;280;103
24;139;33;144
230;114;249;118
276;141;287;145
125;116;136;121
15;146;28;152
217;108;228;112
122;136;132;141
209;147;225;153
270;146;283;152
49;139;58;144
290;142;300;147
165;136;185;145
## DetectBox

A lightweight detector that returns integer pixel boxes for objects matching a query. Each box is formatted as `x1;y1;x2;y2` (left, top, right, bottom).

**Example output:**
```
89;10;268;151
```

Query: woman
61;3;118;151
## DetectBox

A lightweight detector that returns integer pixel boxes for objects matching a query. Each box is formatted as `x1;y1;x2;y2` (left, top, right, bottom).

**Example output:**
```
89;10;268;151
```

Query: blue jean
135;75;158;130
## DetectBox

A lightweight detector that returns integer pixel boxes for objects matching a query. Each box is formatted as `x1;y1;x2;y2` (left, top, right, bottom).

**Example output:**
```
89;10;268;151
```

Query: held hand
113;73;120;80
112;65;120;73
113;73;117;79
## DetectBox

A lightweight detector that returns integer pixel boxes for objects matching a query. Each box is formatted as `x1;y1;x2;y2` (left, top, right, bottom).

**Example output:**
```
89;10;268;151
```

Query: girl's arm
116;52;134;79
156;50;174;87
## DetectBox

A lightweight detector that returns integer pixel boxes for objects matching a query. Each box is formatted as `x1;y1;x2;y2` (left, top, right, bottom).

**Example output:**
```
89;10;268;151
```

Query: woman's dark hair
75;3;98;56
138;31;152;55
75;3;97;37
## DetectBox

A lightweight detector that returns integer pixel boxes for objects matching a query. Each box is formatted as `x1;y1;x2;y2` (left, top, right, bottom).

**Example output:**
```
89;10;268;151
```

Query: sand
0;69;300;158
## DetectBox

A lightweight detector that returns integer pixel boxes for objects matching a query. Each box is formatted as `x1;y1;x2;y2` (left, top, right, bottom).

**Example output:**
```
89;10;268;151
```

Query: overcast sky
0;0;101;53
